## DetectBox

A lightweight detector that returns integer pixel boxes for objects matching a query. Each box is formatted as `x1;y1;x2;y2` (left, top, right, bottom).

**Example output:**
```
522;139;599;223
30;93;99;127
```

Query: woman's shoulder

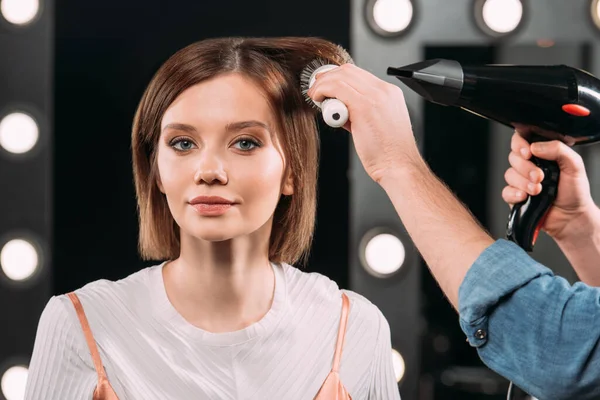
74;265;154;296
45;264;161;325
281;263;387;330
341;290;390;345
342;290;386;321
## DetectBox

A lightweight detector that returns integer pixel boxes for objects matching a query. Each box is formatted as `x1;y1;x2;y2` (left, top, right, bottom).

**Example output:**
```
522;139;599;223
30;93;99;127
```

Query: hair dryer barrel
459;64;600;143
388;59;600;145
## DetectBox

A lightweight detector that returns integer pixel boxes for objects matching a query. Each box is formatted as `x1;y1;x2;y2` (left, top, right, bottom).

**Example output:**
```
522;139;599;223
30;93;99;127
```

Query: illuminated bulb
392;349;405;382
536;39;555;48
0;0;40;25
1;238;39;281
363;233;405;276
371;0;413;33
591;0;600;29
1;365;28;400
481;0;523;33
0;112;39;154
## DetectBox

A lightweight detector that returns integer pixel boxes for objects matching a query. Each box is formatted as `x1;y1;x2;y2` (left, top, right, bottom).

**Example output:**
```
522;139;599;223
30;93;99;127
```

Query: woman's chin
183;226;244;243
192;232;236;242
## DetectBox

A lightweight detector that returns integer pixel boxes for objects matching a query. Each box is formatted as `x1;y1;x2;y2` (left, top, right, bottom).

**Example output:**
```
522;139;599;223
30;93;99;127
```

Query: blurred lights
373;0;413;33
0;0;40;25
366;0;414;37
392;349;406;382
433;334;450;354
475;0;524;37
2;0;47;391
1;238;40;282
0;112;39;155
1;365;28;400
536;39;555;48
361;232;405;277
592;0;600;30
482;0;522;32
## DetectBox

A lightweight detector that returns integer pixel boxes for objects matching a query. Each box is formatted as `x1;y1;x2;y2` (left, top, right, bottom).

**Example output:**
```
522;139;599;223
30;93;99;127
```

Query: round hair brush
300;59;349;128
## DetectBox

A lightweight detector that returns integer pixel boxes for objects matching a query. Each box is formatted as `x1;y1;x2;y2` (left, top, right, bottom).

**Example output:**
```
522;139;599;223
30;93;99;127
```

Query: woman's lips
190;203;233;216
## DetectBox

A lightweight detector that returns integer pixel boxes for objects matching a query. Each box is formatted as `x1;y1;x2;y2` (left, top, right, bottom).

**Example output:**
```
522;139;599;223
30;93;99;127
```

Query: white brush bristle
300;58;330;110
299;44;354;109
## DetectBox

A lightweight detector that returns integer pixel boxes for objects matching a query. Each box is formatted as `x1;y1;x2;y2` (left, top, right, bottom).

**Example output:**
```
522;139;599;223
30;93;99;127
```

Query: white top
24;262;401;400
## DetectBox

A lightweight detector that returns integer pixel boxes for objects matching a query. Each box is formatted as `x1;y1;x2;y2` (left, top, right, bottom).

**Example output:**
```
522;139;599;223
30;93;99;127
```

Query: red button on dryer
562;104;591;117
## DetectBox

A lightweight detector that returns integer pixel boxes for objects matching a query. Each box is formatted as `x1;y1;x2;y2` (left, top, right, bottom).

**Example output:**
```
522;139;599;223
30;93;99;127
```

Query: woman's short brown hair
131;37;352;266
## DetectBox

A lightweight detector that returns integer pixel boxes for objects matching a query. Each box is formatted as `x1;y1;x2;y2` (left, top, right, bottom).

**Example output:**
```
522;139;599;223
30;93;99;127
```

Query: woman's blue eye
169;137;259;152
171;139;194;151
234;138;260;151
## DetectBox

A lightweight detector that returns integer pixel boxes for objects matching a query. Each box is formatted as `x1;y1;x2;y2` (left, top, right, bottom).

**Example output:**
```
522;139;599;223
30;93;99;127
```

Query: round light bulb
481;0;523;33
0;112;39;154
372;0;413;33
1;365;28;400
0;0;40;25
363;233;405;276
592;0;600;29
392;349;406;382
1;238;39;281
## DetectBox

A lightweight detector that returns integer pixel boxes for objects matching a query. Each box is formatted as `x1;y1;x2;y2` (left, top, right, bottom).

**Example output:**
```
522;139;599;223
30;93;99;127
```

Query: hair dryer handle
506;157;560;251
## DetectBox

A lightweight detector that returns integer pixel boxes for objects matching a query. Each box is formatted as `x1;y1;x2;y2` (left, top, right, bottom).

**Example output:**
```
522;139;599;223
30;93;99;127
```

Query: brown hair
131;37;352;266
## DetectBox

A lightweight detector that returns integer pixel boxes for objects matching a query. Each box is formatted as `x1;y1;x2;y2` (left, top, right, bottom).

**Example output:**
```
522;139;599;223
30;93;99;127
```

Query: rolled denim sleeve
458;239;600;400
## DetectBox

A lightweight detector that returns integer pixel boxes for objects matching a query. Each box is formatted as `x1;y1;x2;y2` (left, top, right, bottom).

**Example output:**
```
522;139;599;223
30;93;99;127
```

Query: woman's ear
281;170;294;196
156;174;165;194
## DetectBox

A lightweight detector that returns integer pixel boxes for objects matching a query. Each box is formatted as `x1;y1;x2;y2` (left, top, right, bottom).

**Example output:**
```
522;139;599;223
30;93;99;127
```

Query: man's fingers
312;64;369;95
307;78;363;112
504;167;542;196
502;185;528;205
508;151;544;184
510;131;532;159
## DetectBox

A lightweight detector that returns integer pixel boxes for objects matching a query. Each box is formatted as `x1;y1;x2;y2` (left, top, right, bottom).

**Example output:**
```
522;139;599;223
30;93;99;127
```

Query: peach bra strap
67;292;107;383
332;293;350;373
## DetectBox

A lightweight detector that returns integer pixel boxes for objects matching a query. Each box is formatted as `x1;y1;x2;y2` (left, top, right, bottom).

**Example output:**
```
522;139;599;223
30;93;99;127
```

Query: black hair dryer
387;59;600;251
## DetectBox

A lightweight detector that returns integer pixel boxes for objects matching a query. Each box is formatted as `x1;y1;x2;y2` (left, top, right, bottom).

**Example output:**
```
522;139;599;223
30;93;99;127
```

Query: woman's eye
233;138;260;151
171;139;195;151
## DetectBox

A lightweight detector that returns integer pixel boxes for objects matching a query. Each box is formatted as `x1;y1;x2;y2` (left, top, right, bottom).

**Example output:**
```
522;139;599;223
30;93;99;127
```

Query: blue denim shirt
458;239;600;400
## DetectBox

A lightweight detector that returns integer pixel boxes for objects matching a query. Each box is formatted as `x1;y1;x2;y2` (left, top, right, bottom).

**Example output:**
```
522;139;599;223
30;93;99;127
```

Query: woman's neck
162;234;275;333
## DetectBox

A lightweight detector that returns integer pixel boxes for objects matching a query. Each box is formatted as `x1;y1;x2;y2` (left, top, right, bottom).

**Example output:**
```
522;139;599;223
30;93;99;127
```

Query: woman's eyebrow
225;120;272;133
161;121;272;134
162;123;197;133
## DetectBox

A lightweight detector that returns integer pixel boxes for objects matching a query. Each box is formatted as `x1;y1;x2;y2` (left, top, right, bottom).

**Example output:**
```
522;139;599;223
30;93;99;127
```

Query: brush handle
321;98;349;128
506;157;560;251
309;64;349;128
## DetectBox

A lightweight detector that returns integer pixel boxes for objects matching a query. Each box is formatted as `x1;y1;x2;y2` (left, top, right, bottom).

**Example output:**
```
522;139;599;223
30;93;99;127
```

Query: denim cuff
458;239;553;347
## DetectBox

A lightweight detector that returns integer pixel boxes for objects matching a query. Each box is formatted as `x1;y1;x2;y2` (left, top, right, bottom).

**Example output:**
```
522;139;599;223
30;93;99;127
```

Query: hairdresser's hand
306;64;421;184
503;131;596;241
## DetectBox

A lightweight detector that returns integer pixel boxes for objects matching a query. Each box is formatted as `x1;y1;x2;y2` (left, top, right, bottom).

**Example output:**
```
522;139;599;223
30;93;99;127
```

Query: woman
24;37;400;399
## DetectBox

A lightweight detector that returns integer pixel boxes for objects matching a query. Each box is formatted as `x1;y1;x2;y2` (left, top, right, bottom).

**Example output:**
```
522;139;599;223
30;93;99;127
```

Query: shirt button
475;329;487;340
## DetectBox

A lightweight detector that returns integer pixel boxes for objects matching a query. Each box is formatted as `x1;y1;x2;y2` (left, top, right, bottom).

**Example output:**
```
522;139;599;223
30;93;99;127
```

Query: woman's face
157;73;293;243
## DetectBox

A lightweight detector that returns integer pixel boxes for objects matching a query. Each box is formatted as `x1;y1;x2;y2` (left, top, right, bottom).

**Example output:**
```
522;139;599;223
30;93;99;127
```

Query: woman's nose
193;153;228;185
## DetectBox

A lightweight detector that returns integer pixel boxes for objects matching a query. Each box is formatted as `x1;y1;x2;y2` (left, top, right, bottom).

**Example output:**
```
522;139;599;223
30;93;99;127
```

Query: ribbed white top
25;262;401;399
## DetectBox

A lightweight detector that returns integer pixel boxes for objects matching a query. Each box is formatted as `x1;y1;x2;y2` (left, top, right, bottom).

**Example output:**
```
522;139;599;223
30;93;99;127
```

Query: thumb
342;120;352;132
530;141;585;176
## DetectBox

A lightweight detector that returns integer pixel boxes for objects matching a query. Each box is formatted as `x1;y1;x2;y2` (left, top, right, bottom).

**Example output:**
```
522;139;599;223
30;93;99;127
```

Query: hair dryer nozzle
386;67;414;78
387;59;464;105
